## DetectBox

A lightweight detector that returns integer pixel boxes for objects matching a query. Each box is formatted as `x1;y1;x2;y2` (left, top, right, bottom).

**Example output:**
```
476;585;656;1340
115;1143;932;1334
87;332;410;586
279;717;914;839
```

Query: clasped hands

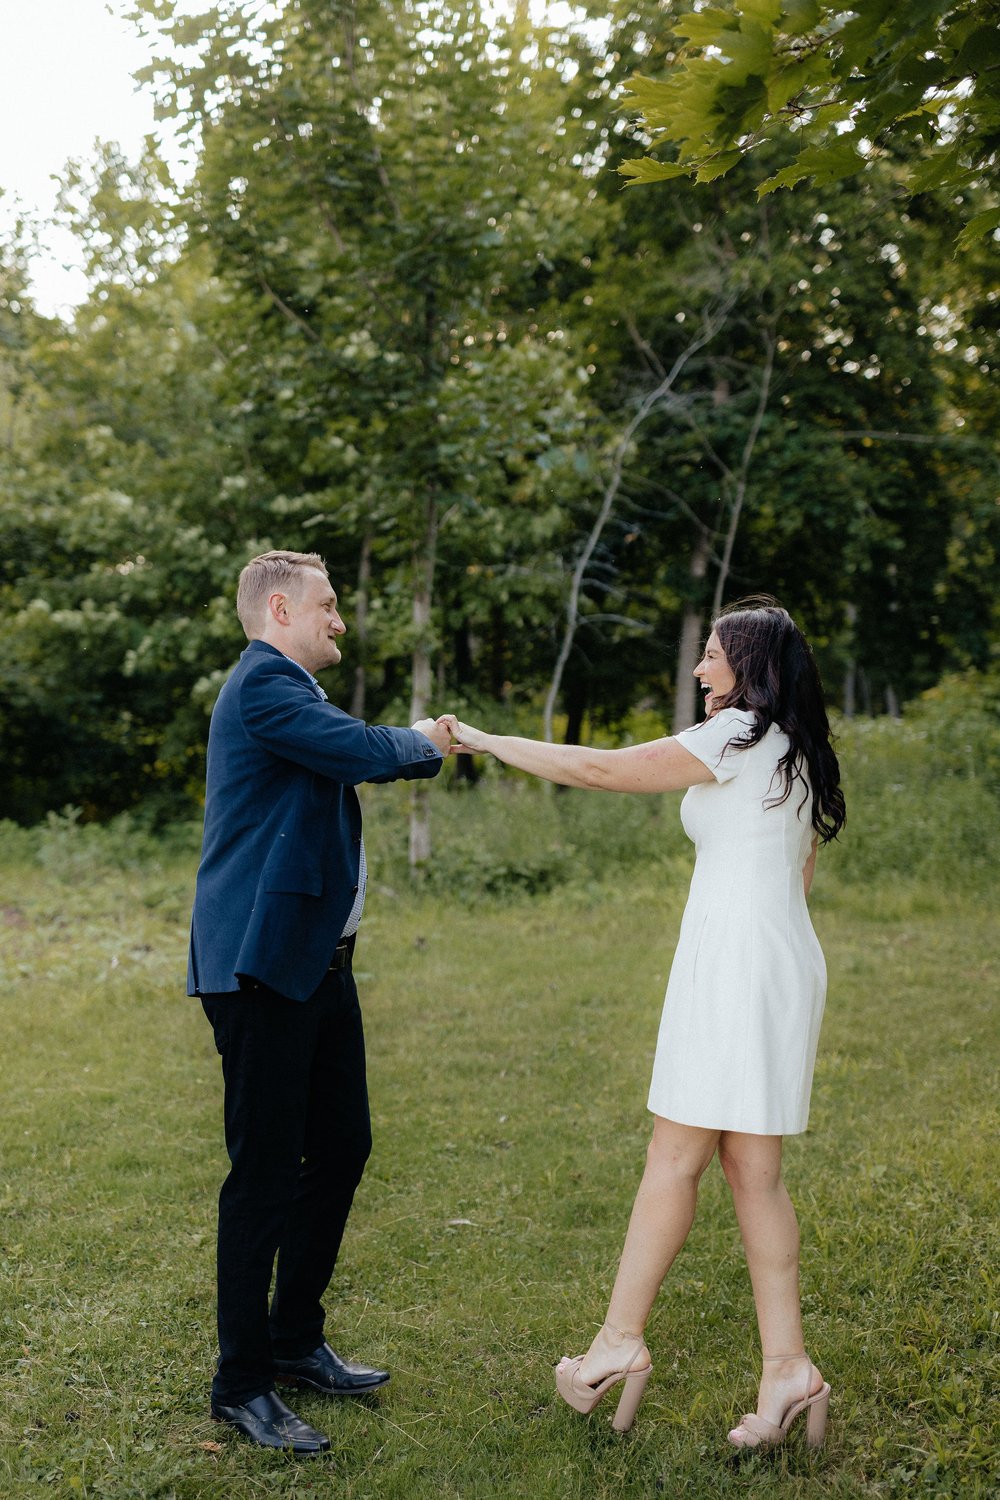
410;714;489;757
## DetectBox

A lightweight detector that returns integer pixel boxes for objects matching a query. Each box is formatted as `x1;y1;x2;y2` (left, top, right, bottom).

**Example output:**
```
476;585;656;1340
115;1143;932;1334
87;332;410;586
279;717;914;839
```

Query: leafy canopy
619;0;1000;247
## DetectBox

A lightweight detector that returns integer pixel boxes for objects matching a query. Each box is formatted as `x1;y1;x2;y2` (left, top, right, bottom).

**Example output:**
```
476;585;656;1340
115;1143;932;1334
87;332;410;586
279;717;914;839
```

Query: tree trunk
349;527;372;720
489;606;507;701
563;681;587;746
408;495;438;873
842;602;857;719
453;748;479;785
453;621;474;683
843;660;857;719
672;530;712;733
452;620;479;783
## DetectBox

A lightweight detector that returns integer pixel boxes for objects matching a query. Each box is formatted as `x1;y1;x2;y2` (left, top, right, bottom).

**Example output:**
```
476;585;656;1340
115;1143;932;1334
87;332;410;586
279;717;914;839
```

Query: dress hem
645;1101;810;1137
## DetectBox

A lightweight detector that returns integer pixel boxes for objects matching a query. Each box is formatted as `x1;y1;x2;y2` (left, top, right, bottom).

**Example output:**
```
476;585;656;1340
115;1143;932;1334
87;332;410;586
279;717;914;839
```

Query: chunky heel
805;1385;830;1449
727;1353;831;1452
611;1361;653;1432
555;1328;652;1431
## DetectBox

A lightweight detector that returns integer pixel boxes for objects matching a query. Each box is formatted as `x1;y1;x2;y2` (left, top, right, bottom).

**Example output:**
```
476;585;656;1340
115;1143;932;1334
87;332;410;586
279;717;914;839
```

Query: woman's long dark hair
710;595;846;843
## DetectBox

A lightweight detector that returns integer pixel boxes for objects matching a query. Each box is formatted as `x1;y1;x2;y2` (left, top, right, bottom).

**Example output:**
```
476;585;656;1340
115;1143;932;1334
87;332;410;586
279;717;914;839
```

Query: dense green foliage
621;0;1000;247
1;0;998;826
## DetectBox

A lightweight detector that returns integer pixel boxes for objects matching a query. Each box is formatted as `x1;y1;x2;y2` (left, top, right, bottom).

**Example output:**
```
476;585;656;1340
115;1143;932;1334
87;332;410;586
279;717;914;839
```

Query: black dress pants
201;953;371;1405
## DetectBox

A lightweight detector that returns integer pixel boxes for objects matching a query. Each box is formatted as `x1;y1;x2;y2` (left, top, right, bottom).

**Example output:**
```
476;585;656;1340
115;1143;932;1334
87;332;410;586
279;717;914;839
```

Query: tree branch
712;323;776;616
254;268;322;341
542;290;737;741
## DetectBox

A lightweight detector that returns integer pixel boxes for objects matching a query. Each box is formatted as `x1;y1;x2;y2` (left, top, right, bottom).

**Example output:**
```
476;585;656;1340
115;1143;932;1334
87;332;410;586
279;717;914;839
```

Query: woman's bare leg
717;1131;824;1426
573;1116;719;1385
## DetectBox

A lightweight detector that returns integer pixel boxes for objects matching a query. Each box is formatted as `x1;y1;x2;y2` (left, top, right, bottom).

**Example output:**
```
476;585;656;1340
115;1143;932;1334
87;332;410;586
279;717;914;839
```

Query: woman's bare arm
437;716;715;794
803;836;818;897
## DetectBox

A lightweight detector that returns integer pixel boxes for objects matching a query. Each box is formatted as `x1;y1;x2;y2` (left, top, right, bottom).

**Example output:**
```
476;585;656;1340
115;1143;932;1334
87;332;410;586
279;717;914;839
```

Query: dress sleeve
674;709;755;784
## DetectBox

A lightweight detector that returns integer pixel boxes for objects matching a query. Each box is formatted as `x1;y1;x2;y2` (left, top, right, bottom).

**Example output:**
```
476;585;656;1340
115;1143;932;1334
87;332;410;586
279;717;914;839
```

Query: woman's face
694;629;736;716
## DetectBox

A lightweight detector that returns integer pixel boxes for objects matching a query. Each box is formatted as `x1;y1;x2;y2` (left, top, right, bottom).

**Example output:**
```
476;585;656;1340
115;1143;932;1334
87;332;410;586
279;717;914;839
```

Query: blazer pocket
263;864;324;896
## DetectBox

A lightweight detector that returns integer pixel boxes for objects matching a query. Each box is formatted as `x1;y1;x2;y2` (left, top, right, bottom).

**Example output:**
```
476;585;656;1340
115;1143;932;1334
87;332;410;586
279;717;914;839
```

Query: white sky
0;0;595;318
0;0;170;316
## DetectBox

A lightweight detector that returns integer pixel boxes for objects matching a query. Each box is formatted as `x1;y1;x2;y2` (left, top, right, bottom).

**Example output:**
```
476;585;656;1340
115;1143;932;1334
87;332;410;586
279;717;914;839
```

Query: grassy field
1;777;997;1500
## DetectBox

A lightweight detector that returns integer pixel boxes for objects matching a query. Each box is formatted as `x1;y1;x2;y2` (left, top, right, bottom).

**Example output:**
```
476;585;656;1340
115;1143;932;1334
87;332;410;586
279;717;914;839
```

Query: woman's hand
436;713;491;755
412;718;452;755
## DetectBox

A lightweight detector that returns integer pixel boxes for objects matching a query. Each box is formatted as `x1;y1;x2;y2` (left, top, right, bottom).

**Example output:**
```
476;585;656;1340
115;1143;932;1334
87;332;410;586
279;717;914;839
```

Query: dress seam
735;829;755;1131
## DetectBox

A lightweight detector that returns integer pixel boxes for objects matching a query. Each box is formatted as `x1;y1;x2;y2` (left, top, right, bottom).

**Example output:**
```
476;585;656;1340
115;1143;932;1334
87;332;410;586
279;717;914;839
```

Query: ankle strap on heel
604;1322;644;1342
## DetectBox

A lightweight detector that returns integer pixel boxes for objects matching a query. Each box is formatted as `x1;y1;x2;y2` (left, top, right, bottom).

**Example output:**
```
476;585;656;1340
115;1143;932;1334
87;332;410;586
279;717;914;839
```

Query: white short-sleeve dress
647;707;826;1135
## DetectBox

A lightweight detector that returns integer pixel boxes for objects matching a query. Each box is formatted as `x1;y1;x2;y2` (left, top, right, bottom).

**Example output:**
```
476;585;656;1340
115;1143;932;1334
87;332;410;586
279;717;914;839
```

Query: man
188;549;449;1454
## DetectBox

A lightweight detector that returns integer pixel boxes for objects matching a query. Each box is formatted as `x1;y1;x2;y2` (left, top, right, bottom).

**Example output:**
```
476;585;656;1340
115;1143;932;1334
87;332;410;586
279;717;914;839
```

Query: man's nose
333;615;347;635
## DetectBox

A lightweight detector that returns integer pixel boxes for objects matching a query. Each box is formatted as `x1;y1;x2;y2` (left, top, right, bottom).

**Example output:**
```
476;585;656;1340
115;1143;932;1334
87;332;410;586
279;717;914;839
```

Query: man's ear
267;591;290;626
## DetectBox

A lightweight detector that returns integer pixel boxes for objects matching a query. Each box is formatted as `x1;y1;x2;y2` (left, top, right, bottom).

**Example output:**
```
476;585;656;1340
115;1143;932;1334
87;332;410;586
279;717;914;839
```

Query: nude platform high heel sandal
727;1353;831;1451
555;1331;653;1433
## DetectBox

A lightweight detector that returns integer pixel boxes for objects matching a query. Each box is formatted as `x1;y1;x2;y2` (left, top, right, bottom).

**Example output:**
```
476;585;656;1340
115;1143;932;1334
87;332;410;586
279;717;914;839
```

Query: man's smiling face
275;567;346;675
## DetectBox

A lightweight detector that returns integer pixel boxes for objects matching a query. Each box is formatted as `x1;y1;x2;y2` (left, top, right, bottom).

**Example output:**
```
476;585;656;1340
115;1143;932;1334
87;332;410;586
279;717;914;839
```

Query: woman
439;597;845;1449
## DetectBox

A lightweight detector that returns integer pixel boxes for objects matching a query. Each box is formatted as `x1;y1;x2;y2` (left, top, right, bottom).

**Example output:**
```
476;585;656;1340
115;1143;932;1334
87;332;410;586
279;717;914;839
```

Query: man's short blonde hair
236;550;329;640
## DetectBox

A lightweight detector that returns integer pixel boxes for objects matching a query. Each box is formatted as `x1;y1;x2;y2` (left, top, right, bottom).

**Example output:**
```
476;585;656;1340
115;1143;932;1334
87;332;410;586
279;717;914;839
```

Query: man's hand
412;718;452;756
435;714;490;754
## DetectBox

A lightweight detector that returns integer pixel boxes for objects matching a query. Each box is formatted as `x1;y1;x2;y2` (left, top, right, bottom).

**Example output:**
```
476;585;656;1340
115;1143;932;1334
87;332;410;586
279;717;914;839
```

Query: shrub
830;670;1000;884
0;806;201;882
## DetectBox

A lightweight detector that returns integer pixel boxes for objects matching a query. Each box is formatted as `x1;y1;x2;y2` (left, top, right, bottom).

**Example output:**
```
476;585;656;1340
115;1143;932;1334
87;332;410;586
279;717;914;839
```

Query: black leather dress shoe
274;1342;390;1396
211;1389;331;1453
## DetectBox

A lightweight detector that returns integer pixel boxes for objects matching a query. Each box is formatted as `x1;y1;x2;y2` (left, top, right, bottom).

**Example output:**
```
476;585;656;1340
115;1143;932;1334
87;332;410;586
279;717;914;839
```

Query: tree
125;0;601;859
0;209;48;456
537;2;988;723
619;0;1000;247
2;0;997;827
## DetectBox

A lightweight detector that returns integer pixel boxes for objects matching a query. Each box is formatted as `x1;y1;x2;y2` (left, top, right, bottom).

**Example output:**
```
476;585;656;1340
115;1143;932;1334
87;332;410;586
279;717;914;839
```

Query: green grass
1;794;998;1497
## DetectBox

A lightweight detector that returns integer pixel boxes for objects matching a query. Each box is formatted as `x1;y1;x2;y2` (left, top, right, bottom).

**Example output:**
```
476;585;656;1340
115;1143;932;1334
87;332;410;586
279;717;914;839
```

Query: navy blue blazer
188;640;442;1001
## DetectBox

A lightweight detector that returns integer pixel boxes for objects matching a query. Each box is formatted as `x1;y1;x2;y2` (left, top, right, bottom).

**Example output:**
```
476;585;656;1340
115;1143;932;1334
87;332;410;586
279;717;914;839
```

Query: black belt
329;936;354;971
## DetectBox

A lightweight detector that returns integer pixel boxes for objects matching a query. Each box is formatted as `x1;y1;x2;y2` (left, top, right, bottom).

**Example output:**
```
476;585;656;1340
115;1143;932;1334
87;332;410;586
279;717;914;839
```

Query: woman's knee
645;1117;718;1185
718;1131;782;1195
